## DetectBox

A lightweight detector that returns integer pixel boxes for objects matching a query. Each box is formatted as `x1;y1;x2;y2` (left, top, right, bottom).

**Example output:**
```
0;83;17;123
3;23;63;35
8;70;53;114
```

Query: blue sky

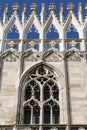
0;0;86;16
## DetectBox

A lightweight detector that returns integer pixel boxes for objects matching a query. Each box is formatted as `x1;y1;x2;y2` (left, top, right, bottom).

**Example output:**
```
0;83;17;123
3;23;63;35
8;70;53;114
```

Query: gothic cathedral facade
0;3;87;130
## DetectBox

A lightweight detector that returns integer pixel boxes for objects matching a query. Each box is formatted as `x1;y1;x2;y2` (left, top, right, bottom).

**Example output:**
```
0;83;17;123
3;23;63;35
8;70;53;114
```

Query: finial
49;3;56;13
23;4;27;14
30;3;37;13
60;3;64;13
22;4;27;24
4;4;8;14
3;4;8;24
59;3;64;23
41;3;45;13
78;3;82;13
70;40;76;48
12;3;19;13
67;3;74;13
40;3;45;25
78;3;83;24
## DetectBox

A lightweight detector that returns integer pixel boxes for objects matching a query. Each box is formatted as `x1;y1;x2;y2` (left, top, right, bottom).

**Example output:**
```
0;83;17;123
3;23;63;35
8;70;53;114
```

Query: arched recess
46;24;59;39
43;49;63;62
6;25;19;40
26;24;39;39
17;62;63;124
4;14;21;39
43;99;60;124
64;48;83;61
0;49;20;92
66;23;79;39
3;14;22;51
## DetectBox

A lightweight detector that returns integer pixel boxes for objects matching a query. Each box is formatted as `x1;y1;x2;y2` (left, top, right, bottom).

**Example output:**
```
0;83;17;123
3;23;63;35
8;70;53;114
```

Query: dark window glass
24;106;31;124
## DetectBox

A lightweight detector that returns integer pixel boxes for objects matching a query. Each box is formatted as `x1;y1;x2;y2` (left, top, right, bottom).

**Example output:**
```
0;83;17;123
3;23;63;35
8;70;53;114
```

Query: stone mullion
50;106;53;124
40;83;43;125
31;107;33;124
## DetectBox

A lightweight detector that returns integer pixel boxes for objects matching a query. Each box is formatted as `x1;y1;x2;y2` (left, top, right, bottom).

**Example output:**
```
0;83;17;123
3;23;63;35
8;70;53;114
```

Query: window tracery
21;65;60;125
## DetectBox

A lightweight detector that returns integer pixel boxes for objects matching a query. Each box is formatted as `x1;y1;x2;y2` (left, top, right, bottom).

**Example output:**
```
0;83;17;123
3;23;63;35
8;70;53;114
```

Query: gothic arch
64;48;83;61
1;49;20;62
22;48;41;62
4;14;22;36
43;49;63;62
17;62;63;124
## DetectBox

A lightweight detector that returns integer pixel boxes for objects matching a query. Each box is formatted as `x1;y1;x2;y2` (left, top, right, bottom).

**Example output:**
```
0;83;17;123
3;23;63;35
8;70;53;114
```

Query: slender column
40;105;43;124
31;107;33;124
59;3;64;23
0;33;6;52
39;31;45;52
39;4;45;52
3;4;8;24
51;106;53;124
40;83;43;125
63;60;71;130
59;3;65;52
79;31;86;51
22;4;27;26
19;32;25;52
61;4;72;128
59;30;66;51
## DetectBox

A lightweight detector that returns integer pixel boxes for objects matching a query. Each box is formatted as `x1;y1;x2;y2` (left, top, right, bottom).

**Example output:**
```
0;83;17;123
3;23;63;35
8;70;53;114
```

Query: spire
40;3;45;25
78;3;83;24
22;4;27;25
3;4;8;24
59;3;64;23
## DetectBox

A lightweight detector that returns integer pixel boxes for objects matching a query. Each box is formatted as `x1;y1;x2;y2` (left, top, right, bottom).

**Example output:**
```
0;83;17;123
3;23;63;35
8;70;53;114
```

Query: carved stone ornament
65;50;82;61
43;49;62;62
2;51;19;62
24;51;41;62
5;53;17;62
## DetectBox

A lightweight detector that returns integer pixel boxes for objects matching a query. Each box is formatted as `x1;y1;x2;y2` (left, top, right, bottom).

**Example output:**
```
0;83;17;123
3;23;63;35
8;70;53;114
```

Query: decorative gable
43;49;63;62
23;49;41;62
65;49;83;61
1;50;20;62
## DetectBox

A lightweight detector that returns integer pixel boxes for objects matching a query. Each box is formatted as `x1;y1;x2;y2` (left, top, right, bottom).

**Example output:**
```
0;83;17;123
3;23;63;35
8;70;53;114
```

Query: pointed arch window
44;100;60;124
20;65;60;125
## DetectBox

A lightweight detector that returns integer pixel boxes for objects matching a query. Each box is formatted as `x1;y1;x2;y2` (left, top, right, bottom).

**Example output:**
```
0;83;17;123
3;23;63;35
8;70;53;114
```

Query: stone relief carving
1;51;19;62
43;50;62;62
5;53;17;62
65;50;83;61
23;50;41;62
